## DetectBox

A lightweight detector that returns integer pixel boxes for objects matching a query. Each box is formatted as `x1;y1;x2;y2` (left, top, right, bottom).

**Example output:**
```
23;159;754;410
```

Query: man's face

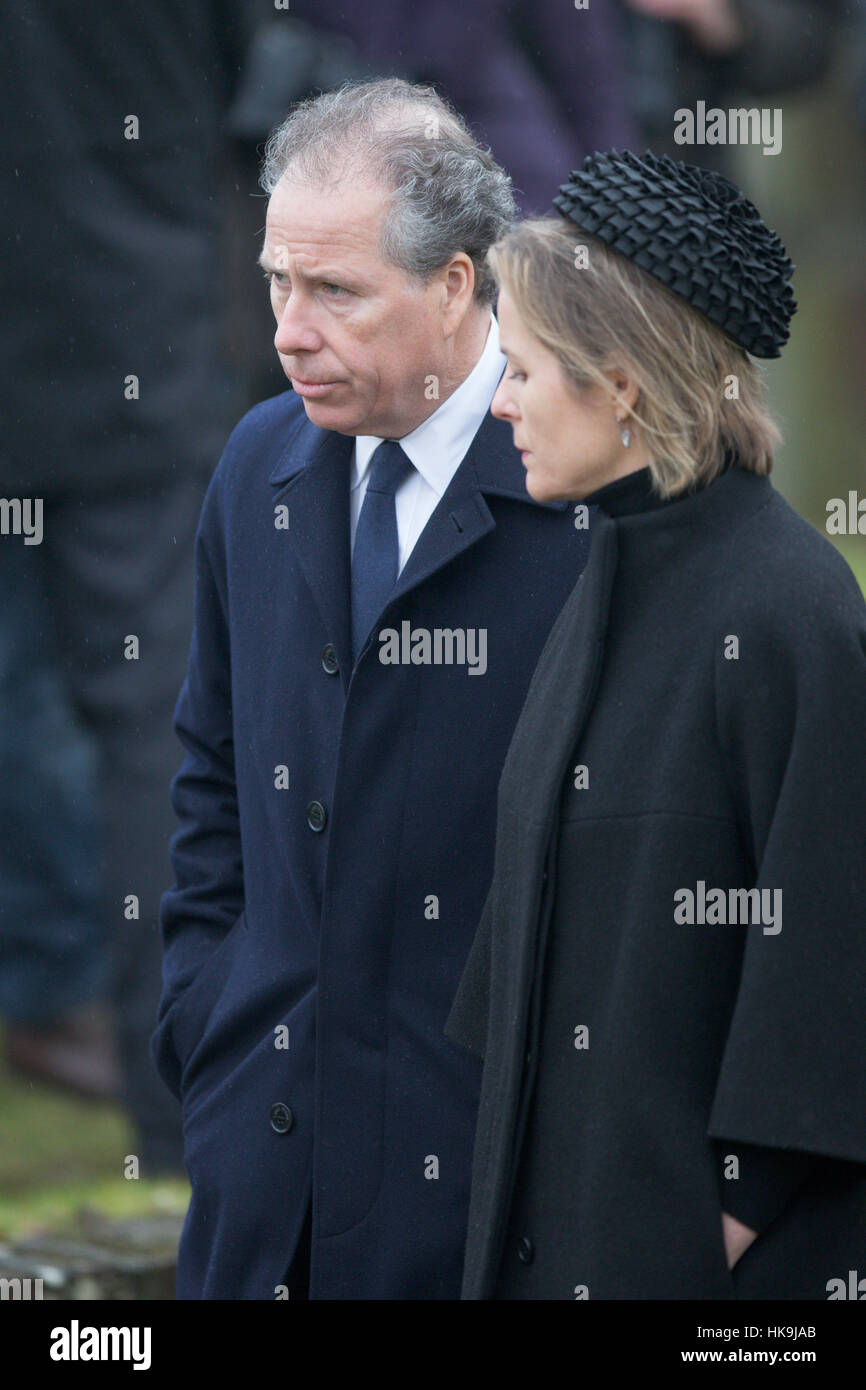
260;175;446;438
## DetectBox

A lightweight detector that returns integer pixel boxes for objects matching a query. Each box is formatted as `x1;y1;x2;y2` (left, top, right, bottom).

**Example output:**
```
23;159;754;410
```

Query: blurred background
0;0;863;1297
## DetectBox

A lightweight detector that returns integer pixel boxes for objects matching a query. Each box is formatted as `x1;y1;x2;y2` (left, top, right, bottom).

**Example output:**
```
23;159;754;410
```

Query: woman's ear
604;367;641;417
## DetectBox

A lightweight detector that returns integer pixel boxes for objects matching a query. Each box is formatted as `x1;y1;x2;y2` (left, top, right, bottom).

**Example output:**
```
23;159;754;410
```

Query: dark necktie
351;440;414;664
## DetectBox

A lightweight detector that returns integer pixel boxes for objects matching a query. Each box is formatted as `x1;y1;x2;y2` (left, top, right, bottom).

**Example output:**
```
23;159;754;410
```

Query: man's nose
273;294;321;357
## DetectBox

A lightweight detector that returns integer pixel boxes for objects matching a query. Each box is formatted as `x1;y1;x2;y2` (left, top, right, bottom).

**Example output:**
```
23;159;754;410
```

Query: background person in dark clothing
0;554;112;1098
0;0;259;1171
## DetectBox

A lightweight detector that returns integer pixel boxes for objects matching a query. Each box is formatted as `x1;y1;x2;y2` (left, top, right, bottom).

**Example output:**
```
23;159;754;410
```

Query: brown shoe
5;1005;122;1100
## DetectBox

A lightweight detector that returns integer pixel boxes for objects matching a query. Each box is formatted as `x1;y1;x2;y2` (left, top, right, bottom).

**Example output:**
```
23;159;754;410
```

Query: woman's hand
722;1210;758;1269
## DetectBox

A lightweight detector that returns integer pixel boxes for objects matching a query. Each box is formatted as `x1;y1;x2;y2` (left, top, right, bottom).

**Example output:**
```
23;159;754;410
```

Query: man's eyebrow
258;251;291;273
256;254;359;284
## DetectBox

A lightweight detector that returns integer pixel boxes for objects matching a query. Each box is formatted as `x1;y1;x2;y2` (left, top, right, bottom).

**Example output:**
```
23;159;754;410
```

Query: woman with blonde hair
446;151;866;1300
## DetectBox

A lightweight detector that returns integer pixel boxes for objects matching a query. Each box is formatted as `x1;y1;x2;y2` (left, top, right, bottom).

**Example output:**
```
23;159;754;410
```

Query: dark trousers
0;544;105;1022
4;473;210;1170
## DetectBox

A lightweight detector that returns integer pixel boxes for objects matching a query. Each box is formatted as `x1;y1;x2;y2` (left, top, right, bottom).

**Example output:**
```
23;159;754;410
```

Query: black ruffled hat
552;150;797;358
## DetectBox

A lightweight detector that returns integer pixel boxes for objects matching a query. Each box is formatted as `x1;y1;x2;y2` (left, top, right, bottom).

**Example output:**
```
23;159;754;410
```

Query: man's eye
322;283;348;297
506;369;526;382
263;270;287;286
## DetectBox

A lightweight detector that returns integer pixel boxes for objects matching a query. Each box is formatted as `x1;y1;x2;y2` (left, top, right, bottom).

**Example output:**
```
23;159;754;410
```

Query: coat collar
268;402;570;686
266;397;570;506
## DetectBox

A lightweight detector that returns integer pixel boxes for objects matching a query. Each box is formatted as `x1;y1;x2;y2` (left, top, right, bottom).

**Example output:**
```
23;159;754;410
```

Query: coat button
517;1236;535;1265
321;643;339;676
306;800;327;832
269;1103;294;1134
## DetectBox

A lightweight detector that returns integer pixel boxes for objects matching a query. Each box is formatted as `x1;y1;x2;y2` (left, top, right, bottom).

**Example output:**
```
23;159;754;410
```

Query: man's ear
440;253;476;335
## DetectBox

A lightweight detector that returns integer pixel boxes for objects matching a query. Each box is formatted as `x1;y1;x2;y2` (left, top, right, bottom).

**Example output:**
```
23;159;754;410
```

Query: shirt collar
351;309;506;494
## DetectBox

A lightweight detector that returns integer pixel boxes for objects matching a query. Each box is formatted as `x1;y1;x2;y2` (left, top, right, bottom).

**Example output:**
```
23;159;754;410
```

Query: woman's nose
491;380;513;420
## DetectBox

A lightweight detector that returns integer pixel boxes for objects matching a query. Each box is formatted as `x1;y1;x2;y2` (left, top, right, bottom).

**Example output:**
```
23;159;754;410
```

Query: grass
0;1039;189;1241
0;1177;190;1242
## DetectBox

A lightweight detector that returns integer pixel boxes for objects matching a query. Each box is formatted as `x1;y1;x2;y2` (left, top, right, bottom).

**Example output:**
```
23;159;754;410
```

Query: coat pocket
171;910;249;1093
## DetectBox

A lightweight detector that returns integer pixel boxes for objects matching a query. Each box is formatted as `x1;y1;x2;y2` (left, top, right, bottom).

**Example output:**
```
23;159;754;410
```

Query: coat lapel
269;400;572;683
269;412;354;689
391;409;569;605
497;509;618;825
459;510;620;1299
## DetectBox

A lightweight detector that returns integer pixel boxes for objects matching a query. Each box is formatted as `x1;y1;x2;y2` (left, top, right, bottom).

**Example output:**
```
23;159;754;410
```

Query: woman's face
491;286;643;502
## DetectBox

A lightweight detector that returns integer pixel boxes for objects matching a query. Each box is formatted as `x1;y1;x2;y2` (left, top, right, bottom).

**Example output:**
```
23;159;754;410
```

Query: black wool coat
445;464;866;1300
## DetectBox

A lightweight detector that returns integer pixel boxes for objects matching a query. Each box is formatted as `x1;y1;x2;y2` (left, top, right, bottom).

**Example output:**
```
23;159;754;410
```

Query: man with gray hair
152;77;590;1299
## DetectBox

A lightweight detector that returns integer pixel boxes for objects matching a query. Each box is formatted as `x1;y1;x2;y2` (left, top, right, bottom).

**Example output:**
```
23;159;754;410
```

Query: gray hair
259;77;515;306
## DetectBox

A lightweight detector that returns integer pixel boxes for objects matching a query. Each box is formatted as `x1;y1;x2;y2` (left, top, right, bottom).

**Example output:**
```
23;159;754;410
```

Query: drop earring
616;413;631;449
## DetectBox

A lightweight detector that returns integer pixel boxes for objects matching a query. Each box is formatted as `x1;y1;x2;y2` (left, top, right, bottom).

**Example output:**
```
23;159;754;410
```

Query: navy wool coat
446;464;866;1299
151;388;590;1298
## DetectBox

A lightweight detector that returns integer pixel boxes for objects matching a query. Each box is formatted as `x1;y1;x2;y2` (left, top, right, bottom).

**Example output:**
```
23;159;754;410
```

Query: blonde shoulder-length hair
486;218;782;498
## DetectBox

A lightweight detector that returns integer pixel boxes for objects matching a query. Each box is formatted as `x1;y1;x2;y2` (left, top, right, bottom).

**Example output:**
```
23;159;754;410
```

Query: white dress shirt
350;310;506;576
